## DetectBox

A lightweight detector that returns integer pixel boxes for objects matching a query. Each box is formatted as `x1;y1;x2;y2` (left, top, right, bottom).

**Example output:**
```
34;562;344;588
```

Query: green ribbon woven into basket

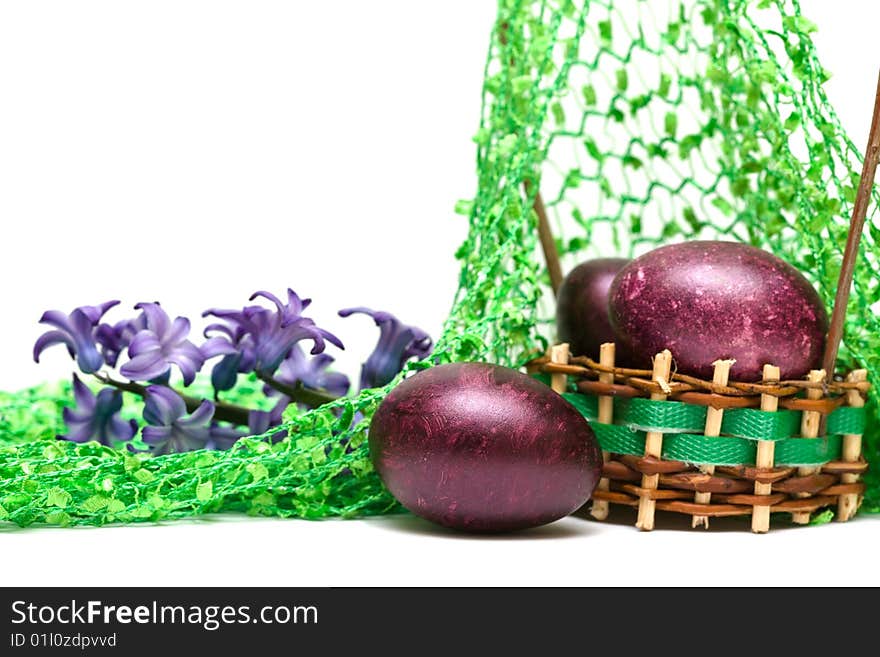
565;393;865;467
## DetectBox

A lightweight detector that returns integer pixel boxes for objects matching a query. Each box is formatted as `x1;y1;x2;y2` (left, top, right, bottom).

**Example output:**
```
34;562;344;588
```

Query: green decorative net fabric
1;0;878;527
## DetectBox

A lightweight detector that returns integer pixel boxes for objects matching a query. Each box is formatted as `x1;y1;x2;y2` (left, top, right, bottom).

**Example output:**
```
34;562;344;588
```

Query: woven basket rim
527;350;871;404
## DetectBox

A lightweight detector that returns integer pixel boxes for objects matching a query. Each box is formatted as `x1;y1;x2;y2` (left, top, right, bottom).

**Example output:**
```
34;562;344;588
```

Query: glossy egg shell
369;362;602;532
556;257;641;365
608;241;828;381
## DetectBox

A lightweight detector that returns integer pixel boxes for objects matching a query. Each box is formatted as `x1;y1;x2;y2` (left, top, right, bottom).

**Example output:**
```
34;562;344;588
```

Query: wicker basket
528;343;870;532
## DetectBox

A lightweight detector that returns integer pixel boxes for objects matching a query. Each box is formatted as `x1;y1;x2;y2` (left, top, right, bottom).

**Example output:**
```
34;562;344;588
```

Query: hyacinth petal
172;437;206;455
62;401;92;426
95;324;122;366
75;344;105;374
309;353;335;370
62;419;96;443
143;386;187;426
320;371;351;397
38;309;76;333
70;308;96;334
410;340;433;360
95;324;116;342
166;316;191;345
337;307;394;324
70;375;96;410
78;300;120;323
200;336;237;359
249;290;284;312
320;328;345;350
208;423;245;450
255;348;288;375
134;302;170;337
58;380;133;447
361;355;397;389
341;307;433;390
248;396;287;434
95;316;143;368
62;406;91;424
203;307;254;323
275;347;350;399
127;330;162;357
203;322;236;340
121;352;169;382
281;289;309;319
167;340;205;386
172;359;197;386
176;399;215;427
276;321;321;354
237;343;257;372
248;411;272;435
308;339;325;356
383;326;422;359
33;330;76;362
182;427;211;447
210;353;241;393
108;416;138;443
94;388;124;415
141;425;172;446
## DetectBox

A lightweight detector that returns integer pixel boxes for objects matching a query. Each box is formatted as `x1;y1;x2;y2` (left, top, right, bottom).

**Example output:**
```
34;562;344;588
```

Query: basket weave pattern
529;344;870;532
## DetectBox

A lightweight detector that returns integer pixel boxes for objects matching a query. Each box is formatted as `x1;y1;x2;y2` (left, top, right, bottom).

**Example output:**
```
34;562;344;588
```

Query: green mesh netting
1;0;878;527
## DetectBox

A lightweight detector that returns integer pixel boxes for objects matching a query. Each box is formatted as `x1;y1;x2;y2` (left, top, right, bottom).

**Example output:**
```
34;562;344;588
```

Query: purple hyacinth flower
206;423;247;451
202;311;258;392
60;375;137;446
249;289;344;370
120;303;212;386
273;346;351;398
208;353;242;393
141;386;214;455
202;397;288;450
95;314;147;368
247;397;288;435
338;307;433;390
34;300;119;374
203;289;343;376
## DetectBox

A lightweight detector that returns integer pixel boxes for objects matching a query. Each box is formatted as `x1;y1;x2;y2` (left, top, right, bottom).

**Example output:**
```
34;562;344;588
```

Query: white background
1;1;878;586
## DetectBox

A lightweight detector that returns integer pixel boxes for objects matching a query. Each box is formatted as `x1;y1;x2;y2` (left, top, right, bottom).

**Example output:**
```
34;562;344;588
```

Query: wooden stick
692;359;735;528
792;369;826;524
752;364;781;533
636;350;673;531
524;180;564;296
549;343;570;394
590;342;615;520
821;70;880;381
838;369;868;521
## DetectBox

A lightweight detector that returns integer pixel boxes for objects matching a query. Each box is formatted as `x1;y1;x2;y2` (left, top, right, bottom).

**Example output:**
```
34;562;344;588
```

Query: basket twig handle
821;70;880;380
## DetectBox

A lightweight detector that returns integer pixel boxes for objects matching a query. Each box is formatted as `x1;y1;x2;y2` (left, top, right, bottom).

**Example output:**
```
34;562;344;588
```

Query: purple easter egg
608;241;828;381
556;257;642;365
369;362;602;532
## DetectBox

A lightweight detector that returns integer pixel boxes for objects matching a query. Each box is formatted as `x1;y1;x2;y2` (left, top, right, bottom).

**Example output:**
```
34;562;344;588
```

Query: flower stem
256;371;339;407
93;373;251;427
